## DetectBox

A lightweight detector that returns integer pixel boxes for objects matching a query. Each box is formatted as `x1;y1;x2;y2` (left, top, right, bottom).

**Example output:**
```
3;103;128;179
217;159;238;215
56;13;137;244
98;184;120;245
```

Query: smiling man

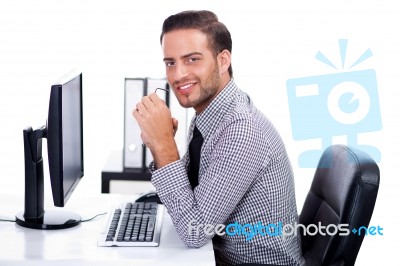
133;10;304;266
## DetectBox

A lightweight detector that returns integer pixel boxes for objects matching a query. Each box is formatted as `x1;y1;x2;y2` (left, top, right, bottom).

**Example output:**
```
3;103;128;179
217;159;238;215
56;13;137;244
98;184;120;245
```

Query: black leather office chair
236;145;380;266
299;144;380;266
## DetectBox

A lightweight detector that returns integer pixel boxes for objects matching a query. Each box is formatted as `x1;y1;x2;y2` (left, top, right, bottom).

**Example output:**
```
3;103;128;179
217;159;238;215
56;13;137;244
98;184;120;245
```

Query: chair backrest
299;145;380;266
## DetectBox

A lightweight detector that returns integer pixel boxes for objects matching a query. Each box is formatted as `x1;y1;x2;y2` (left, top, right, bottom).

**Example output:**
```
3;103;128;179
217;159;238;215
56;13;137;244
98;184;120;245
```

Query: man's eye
165;61;175;67
187;57;199;63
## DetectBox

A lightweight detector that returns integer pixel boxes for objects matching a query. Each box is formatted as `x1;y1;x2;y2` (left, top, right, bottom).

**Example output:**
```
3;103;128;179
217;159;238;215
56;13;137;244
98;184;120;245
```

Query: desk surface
0;193;215;265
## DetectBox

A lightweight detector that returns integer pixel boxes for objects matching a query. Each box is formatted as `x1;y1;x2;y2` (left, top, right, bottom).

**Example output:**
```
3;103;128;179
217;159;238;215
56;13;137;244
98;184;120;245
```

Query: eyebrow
163;52;203;62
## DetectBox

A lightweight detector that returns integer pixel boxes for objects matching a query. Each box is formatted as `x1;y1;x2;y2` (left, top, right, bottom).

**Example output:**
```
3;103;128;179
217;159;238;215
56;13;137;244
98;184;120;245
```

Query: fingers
134;99;153;119
135;93;168;117
135;95;154;116
149;93;167;106
142;95;156;109
132;93;172;128
132;107;143;122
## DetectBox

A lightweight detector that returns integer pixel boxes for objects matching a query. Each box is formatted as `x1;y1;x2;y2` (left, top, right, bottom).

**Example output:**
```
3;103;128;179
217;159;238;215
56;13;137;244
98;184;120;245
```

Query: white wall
1;0;398;264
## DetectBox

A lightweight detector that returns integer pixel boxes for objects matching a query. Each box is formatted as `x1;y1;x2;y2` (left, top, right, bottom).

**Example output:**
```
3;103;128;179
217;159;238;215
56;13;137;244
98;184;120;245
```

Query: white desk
0;193;215;265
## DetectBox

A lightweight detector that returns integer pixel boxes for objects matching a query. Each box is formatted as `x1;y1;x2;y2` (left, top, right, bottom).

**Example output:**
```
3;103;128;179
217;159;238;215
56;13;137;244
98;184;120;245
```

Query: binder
123;78;146;168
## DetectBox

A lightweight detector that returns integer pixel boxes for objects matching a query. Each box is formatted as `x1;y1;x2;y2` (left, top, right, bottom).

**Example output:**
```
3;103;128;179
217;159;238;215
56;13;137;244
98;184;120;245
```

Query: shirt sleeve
151;116;266;248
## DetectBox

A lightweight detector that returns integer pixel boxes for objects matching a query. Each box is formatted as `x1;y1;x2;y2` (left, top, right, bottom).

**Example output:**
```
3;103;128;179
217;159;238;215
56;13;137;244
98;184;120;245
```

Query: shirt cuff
148;161;157;174
151;159;190;198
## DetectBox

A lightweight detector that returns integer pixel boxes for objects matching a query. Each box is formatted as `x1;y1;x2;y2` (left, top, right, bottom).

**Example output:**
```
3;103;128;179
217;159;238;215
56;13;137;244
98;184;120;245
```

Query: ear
217;49;231;76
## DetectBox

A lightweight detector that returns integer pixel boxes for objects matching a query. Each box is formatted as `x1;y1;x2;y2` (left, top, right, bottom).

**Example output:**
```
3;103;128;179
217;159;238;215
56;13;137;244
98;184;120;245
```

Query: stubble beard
175;65;221;111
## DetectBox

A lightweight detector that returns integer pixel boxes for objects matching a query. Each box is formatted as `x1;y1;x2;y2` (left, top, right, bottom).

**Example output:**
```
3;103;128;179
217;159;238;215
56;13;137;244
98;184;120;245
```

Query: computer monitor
16;70;84;230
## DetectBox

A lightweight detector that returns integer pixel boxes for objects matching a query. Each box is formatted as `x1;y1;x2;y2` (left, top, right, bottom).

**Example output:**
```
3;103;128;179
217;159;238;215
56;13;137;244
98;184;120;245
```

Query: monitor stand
15;126;81;230
15;209;81;230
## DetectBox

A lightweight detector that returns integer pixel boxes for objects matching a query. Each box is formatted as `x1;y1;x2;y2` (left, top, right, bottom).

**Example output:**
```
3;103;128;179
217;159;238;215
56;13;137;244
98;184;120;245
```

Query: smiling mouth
176;82;196;94
178;83;195;90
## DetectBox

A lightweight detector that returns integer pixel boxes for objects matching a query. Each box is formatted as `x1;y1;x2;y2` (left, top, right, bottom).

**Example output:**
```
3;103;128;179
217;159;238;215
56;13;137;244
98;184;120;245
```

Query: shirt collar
193;78;238;138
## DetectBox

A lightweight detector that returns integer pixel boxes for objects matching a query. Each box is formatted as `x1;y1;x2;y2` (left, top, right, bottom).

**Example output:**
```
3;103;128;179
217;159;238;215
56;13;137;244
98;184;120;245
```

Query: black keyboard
98;202;163;247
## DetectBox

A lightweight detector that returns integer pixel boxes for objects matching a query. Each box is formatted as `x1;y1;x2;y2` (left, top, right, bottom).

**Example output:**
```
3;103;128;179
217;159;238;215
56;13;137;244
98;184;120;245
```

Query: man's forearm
151;140;180;168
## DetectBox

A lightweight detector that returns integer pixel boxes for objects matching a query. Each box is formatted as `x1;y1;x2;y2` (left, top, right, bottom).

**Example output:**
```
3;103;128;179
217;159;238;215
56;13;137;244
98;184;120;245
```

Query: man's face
162;29;223;113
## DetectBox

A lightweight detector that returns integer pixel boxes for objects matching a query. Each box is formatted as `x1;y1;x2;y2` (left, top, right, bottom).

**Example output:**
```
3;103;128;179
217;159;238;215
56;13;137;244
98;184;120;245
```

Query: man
133;10;304;266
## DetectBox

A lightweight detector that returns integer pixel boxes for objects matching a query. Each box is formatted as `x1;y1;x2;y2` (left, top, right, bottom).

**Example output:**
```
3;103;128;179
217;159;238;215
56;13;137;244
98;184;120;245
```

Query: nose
173;62;188;82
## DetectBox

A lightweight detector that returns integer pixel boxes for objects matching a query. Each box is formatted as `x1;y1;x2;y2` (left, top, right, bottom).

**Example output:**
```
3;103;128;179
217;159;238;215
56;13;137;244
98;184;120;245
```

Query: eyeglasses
155;87;169;93
153;87;169;99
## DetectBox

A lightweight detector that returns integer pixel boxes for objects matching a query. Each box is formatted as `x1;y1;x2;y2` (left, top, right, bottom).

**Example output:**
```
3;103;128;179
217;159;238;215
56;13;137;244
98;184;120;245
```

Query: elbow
183;240;208;248
180;233;210;248
184;239;207;248
178;219;213;248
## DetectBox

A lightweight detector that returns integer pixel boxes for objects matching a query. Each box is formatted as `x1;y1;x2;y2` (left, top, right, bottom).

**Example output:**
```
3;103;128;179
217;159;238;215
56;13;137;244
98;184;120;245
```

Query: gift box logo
286;39;382;167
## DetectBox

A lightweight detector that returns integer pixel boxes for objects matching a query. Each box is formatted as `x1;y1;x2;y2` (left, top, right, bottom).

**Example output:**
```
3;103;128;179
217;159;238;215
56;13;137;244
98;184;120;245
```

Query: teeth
179;83;193;90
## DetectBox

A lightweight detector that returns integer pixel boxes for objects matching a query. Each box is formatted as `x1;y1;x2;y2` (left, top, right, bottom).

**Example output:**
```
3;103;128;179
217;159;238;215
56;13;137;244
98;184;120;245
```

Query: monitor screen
47;71;83;207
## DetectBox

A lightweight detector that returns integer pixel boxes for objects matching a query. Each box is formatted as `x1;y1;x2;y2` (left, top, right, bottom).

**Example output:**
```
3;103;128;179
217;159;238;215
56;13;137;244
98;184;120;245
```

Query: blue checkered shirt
150;79;305;266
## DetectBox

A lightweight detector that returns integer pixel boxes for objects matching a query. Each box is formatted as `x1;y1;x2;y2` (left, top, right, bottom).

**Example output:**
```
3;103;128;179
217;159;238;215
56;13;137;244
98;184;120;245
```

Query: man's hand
132;93;180;168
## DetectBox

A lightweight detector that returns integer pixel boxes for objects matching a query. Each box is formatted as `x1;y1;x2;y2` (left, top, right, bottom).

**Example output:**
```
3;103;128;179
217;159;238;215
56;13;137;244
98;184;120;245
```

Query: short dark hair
160;10;233;77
